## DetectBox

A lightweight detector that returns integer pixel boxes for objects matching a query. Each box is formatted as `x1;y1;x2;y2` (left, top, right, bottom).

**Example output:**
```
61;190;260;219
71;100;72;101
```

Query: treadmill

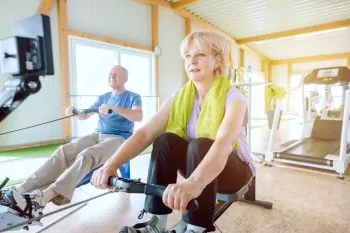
276;118;343;167
271;66;350;173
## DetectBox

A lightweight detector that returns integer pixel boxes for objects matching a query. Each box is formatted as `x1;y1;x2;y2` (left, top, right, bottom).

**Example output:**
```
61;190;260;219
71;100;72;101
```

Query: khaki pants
18;132;125;202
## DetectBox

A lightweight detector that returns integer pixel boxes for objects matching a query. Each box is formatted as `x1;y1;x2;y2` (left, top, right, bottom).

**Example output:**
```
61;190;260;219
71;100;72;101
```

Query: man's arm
75;112;95;120
111;105;143;122
65;106;95;120
99;94;143;122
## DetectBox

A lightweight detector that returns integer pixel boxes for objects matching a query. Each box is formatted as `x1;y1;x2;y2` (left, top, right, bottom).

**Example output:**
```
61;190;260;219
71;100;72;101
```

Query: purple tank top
167;86;256;174
185;86;256;174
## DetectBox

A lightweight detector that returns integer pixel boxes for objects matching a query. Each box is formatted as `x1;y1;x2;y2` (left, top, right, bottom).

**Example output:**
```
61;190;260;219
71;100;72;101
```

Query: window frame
68;36;156;137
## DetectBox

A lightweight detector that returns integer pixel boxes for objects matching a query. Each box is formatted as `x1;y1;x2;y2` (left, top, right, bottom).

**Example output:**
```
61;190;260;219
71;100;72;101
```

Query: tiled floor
1;119;350;233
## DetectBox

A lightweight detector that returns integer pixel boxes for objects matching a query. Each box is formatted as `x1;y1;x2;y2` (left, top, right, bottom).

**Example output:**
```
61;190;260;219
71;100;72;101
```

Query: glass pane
288;74;303;114
71;95;100;137
70;40;119;137
70;39;157;137
120;51;156;130
120;52;152;96
75;43;118;95
250;71;265;118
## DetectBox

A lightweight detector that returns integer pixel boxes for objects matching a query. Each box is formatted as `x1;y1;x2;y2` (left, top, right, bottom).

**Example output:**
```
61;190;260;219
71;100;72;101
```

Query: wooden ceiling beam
135;0;172;8
172;0;200;9
134;0;269;61
37;0;55;15
68;29;153;51
237;19;350;44
271;52;350;65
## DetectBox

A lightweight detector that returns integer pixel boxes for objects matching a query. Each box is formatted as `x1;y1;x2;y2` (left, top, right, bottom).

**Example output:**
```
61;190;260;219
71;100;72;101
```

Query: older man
2;65;143;218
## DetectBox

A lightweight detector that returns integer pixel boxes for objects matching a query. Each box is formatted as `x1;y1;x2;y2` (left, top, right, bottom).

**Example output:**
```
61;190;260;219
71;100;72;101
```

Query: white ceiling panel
164;0;350;60
248;27;350;60
186;0;350;39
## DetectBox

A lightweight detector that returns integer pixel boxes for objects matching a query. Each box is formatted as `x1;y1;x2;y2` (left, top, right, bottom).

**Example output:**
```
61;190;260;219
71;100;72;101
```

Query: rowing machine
0;177;198;232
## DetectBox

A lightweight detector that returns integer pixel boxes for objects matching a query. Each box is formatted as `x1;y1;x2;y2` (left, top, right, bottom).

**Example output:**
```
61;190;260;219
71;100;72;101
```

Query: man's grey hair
112;65;128;77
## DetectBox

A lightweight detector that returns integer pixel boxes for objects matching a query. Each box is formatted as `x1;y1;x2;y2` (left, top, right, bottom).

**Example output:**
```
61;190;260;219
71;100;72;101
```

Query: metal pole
247;66;252;154
337;89;350;178
265;100;281;165
35;203;88;233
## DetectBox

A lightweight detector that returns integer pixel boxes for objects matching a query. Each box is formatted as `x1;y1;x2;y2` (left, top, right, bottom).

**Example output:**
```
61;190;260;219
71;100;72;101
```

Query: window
287;73;304;114
249;70;266;119
287;73;344;116
69;37;156;137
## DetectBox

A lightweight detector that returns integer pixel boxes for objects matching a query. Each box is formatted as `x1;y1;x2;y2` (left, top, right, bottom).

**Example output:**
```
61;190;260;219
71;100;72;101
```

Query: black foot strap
0;177;9;190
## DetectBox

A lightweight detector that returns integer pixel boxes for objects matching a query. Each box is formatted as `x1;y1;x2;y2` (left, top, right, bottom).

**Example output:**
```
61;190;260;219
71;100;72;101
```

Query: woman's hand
162;178;204;213
91;164;118;189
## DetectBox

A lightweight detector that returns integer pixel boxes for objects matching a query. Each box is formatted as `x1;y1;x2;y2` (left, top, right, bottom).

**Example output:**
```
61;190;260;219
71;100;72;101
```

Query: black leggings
144;132;253;230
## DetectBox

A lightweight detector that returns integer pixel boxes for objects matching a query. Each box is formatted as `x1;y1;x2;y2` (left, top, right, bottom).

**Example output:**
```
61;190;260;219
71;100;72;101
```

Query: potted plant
266;84;286;129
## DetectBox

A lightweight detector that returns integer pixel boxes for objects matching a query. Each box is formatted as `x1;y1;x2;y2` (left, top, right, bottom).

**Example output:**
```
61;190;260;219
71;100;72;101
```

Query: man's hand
162;178;204;213
91;164;118;189
99;104;114;116
65;106;75;116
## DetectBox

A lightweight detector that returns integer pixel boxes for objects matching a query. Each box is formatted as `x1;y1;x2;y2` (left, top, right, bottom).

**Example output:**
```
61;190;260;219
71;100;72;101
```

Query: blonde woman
92;30;255;233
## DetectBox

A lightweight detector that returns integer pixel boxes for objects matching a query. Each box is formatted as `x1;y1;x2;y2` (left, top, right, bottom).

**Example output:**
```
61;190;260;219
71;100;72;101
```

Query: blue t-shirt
90;91;142;139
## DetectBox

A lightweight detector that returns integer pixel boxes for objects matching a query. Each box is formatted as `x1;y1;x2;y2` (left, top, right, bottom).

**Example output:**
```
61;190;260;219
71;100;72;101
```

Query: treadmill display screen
317;68;339;78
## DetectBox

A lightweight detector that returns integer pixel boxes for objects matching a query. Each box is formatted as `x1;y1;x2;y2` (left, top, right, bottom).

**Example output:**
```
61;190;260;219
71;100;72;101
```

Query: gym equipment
0;12;272;233
0;14;54;122
266;67;350;178
72;107;131;186
1;175;272;232
0;176;198;232
72;108;113;115
231;66;273;162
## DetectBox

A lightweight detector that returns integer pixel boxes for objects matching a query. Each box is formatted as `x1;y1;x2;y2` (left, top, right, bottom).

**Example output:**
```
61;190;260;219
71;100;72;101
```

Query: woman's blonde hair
180;30;229;77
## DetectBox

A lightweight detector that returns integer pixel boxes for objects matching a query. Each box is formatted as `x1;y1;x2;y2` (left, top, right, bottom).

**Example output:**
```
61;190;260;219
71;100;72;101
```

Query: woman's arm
188;99;247;190
92;102;171;189
162;99;247;212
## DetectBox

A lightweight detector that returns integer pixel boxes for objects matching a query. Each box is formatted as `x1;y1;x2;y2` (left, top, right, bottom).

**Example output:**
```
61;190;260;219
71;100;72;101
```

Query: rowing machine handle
72;108;113;115
108;176;199;212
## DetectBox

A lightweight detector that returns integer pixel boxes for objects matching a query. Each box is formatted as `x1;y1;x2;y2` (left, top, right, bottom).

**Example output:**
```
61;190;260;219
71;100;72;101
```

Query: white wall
292;59;348;73
191;23;202;33
0;0;187;147
67;0;152;48
272;59;349;85
231;44;240;68
158;7;185;104
68;0;184;105
271;59;349;114
271;64;289;86
0;0;62;146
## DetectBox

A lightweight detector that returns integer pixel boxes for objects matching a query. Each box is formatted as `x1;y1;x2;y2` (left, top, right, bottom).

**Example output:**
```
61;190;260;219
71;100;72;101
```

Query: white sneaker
3;189;46;219
119;215;163;233
0;186;18;206
166;220;187;233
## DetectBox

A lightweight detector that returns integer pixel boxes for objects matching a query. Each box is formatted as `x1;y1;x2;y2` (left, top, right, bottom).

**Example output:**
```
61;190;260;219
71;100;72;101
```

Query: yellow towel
166;76;239;149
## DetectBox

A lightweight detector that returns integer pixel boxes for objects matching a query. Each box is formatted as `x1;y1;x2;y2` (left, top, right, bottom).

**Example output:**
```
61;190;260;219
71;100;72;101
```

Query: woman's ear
215;55;222;70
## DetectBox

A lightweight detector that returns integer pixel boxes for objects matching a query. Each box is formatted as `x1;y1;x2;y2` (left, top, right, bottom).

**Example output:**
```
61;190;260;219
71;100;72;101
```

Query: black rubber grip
108;176;199;212
144;184;199;212
72;108;112;115
0;177;10;189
